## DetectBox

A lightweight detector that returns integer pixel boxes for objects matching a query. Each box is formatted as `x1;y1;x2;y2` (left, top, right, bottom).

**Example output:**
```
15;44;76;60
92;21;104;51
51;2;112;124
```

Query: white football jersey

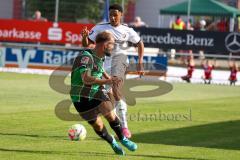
88;23;140;74
88;23;141;54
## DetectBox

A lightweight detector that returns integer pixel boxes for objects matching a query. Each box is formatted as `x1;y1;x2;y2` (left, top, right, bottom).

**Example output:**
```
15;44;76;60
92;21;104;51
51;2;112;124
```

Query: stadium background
0;0;240;160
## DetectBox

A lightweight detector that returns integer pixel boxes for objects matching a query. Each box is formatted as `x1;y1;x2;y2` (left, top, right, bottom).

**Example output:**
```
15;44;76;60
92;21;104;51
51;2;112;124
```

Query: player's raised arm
81;27;89;47
81;27;95;47
228;60;233;68
232;61;239;71
235;62;239;71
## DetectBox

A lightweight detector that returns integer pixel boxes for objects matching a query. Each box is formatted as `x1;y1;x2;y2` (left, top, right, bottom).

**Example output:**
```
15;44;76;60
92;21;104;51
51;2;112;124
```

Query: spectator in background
171;16;187;63
199;19;207;31
228;60;238;86
181;54;195;83
31;10;47;22
217;18;228;32
129;16;148;28
171;16;186;30
201;59;216;84
185;19;194;61
198;19;207;62
186;19;194;30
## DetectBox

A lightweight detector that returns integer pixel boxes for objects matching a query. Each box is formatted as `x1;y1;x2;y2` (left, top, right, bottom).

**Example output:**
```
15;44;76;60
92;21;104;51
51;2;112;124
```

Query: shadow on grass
129;154;211;160
0;148;210;160
0;133;65;139
0;148;113;157
132;120;240;150
0;132;107;141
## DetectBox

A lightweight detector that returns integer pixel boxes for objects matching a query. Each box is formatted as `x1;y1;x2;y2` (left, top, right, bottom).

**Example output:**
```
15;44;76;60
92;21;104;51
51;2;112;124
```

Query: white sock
115;99;128;128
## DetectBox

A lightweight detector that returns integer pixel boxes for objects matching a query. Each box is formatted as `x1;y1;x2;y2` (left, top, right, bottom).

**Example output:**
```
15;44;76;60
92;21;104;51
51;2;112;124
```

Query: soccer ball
68;124;87;141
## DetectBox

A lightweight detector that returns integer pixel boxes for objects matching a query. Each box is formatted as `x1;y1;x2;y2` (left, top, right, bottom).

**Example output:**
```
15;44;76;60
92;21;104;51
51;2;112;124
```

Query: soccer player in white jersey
81;4;144;138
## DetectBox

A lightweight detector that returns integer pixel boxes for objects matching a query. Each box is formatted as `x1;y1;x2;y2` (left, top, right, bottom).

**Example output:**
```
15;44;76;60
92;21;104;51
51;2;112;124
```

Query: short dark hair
109;4;123;12
95;31;113;44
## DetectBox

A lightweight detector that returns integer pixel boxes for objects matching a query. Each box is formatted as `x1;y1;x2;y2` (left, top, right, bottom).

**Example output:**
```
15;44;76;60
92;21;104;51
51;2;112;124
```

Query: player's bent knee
104;111;116;122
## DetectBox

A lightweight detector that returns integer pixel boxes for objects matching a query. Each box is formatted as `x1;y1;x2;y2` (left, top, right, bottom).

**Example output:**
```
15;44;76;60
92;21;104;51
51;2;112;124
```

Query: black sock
94;126;113;144
109;118;124;140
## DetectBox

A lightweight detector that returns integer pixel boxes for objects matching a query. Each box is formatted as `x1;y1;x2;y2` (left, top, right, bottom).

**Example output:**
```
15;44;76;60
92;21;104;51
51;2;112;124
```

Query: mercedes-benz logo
225;32;240;53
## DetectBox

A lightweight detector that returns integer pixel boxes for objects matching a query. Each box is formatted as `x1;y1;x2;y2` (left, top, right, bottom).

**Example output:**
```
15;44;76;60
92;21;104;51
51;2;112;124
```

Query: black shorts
73;97;101;112
73;90;110;122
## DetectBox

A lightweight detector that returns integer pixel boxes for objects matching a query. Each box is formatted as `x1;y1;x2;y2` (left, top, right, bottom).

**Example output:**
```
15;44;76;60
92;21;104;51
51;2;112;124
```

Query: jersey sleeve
88;25;101;42
128;28;141;44
72;52;93;73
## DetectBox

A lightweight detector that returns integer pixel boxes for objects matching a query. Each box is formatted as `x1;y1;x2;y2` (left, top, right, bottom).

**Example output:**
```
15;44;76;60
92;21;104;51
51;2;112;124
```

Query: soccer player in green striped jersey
70;31;137;155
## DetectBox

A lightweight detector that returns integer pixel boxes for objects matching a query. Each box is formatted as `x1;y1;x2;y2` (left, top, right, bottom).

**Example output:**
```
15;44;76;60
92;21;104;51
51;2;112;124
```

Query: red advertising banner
0;19;94;45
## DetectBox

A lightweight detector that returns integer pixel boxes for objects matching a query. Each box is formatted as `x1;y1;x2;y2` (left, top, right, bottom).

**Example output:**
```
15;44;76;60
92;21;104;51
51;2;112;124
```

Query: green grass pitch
0;72;240;160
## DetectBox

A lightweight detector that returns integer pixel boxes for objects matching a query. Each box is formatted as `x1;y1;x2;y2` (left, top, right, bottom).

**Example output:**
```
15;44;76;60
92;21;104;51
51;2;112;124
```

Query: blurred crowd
170;15;236;32
180;54;238;85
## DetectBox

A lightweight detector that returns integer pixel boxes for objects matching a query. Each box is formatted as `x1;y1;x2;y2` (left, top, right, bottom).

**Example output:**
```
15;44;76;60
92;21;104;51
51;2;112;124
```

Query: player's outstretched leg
103;109;137;152
109;117;137;151
89;117;125;155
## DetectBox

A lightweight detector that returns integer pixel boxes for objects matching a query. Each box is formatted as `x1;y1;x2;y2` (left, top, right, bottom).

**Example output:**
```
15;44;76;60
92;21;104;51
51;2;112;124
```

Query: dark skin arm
136;41;144;76
81;26;95;48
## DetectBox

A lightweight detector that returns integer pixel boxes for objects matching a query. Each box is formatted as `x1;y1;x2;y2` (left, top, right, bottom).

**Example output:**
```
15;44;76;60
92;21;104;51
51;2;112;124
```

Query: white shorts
105;53;128;79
